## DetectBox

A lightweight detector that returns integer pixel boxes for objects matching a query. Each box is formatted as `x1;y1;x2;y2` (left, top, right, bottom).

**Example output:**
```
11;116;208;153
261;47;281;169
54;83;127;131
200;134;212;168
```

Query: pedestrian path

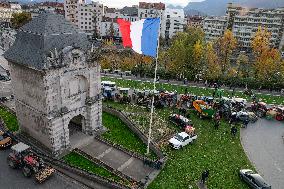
80;138;155;181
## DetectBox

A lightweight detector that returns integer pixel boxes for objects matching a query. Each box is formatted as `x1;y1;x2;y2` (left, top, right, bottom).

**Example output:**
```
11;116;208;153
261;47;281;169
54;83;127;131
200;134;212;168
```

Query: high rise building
227;3;284;50
203;3;284;51
203;16;228;41
161;8;185;39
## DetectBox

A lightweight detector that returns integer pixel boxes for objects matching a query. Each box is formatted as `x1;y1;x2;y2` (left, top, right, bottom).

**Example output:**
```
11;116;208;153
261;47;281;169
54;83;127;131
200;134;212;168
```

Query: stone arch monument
4;12;102;155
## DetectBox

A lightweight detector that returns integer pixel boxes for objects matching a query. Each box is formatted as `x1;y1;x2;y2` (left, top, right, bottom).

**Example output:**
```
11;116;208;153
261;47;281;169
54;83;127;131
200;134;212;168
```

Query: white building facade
0;2;22;28
64;1;184;39
227;4;284;50
203;16;228;41
77;1;103;35
161;8;185;39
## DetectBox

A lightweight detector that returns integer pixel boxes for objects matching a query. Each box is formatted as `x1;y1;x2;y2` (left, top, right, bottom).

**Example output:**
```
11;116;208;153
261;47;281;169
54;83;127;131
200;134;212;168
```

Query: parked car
0;129;12;148
230;111;258;123
168;132;197;149
239;169;271;189
169;114;191;128
0;74;10;81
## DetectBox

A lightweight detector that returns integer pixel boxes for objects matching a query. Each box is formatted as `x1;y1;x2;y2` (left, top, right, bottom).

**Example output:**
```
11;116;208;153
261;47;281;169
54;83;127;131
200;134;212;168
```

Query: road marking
97;147;113;159
117;157;135;172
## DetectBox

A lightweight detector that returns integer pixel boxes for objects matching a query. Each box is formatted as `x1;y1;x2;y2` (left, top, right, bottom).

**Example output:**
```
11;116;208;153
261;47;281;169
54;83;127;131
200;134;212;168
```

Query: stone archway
68;114;84;136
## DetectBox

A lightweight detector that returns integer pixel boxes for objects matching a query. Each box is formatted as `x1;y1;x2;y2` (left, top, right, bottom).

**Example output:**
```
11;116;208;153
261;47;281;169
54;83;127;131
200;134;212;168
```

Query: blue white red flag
117;18;160;57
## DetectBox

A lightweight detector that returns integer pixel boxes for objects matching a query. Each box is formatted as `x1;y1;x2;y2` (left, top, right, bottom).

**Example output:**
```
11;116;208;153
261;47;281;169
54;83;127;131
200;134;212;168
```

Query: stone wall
102;106;165;159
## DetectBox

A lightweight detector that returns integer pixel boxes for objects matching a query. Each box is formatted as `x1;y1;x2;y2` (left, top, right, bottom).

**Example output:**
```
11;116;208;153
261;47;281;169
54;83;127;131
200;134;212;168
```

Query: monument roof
4;12;91;71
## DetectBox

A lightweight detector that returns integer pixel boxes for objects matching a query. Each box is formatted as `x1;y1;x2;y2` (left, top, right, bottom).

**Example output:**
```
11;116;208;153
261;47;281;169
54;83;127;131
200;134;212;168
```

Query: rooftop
4;12;91;71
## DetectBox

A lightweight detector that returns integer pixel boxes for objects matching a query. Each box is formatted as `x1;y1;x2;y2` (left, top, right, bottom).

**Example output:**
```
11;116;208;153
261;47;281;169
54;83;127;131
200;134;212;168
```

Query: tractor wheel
7;158;17;169
276;115;284;121
22;166;32;178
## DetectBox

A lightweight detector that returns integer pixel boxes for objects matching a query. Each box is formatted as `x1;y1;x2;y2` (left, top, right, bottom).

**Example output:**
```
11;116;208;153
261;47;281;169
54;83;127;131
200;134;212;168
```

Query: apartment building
161;8;185;39
187;15;204;28
203;16;228;41
77;1;103;35
138;2;165;19
0;2;22;28
203;4;284;51
64;1;184;39
227;3;284;50
64;0;84;25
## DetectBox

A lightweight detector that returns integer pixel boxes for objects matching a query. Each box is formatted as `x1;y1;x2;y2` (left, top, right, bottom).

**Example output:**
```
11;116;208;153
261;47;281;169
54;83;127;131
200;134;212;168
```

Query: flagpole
146;21;161;155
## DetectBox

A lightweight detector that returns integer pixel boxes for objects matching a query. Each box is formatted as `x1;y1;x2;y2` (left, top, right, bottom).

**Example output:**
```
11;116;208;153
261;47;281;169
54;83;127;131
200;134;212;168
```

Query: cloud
97;0;204;8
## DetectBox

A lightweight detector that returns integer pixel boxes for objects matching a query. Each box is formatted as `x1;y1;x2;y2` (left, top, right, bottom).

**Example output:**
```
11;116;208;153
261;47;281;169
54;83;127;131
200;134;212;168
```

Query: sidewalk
80;138;155;182
102;73;282;97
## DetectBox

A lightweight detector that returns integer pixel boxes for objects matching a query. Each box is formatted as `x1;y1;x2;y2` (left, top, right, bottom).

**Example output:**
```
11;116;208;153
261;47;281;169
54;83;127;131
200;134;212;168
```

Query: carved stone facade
4;12;102;155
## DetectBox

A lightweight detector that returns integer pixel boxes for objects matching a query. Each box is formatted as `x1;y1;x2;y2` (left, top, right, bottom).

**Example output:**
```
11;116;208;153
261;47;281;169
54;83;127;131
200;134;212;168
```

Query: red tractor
248;102;268;118
275;107;284;121
7;142;55;183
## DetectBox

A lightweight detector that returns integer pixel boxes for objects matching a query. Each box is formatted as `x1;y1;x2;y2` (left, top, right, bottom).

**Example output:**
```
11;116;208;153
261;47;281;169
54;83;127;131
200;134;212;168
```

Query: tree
193;39;204;79
251;27;271;59
204;42;221;81
108;21;115;39
251;27;283;87
167;27;205;80
236;53;250;78
11;12;32;29
215;29;237;74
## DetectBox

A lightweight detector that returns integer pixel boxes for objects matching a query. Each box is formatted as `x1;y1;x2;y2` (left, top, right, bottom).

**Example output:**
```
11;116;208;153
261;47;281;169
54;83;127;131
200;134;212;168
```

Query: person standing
231;126;237;137
201;170;209;184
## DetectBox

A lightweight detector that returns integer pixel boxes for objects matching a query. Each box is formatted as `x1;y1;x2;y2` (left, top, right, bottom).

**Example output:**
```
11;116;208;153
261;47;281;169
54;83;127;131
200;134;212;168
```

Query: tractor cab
116;88;131;103
102;86;115;100
9;142;31;160
101;81;116;91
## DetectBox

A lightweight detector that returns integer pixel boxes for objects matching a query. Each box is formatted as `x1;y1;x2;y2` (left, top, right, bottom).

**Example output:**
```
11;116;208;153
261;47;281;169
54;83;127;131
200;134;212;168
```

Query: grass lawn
63;152;128;184
0;106;19;132
102;76;284;105
104;101;253;189
102;111;157;159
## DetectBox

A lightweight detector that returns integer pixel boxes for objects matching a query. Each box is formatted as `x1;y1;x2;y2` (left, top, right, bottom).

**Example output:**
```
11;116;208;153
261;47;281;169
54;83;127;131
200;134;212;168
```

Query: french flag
117;18;160;57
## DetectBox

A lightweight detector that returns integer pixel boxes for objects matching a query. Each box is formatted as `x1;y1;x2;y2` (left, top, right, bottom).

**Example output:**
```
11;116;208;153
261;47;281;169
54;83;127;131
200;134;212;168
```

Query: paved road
0;149;88;189
102;73;283;97
0;81;12;97
241;119;284;189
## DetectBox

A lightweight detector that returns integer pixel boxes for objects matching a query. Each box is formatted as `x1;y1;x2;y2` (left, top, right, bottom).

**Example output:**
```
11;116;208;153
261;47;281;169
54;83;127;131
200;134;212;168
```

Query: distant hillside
167;4;183;9
184;0;284;16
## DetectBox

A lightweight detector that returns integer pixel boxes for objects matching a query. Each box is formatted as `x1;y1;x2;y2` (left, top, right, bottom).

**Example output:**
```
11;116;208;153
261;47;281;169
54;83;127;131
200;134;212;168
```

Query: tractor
266;106;284;121
247;101;268;118
115;88;131;103
193;100;216;119
102;87;115;101
7;142;55;183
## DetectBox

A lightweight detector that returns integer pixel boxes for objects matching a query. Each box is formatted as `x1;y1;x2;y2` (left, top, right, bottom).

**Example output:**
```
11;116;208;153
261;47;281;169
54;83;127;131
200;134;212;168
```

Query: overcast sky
97;0;204;8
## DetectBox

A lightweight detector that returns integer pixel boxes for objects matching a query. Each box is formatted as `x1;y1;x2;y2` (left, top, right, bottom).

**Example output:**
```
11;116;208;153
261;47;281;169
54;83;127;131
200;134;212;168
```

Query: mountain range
10;0;284;16
184;0;284;16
